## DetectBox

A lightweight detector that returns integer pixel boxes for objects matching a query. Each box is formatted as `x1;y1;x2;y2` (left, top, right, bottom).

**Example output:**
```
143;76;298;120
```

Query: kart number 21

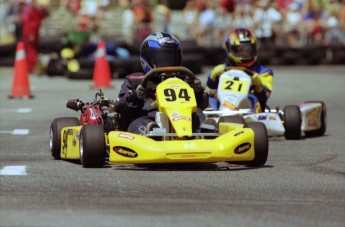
221;79;248;94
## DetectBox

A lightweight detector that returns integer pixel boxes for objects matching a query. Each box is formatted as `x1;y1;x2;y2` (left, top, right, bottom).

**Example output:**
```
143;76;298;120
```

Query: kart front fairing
108;75;256;164
108;126;255;164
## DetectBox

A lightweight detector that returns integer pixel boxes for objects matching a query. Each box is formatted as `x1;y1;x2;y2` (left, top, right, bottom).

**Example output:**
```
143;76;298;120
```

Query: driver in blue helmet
206;28;273;113
114;32;209;134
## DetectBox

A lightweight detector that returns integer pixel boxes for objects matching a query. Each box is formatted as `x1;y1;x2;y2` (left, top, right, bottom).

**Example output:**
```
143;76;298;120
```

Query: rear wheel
50;117;79;159
80;125;105;168
246;122;269;167
304;101;327;137
283;105;302;140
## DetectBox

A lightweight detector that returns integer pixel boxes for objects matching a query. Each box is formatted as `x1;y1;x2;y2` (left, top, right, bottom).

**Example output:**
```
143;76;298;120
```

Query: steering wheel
139;66;198;90
225;66;255;76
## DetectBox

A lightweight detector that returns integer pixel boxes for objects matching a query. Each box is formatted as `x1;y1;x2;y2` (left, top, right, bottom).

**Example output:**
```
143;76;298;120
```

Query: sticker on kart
113;146;138;158
221;78;249;94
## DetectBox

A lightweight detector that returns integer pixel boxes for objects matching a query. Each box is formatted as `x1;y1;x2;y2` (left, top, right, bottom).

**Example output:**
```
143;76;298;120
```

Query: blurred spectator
340;0;345;26
132;0;153;42
183;0;199;39
61;12;129;62
232;3;254;29
195;1;216;45
283;1;304;47
4;0;26;42
303;0;326;46
212;4;232;46
81;0;97;16
48;0;79;34
155;3;170;33
61;12;91;57
120;0;135;44
195;0;207;12
253;0;283;46
219;0;235;13
79;0;109;32
66;0;81;15
98;0;110;12
275;0;292;13
21;0;49;73
324;8;345;45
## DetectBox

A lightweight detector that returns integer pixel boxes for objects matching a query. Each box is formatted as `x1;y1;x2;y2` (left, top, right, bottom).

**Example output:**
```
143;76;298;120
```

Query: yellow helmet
225;28;257;67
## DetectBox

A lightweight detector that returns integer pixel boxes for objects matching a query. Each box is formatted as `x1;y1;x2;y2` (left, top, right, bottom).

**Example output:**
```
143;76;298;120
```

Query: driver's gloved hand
136;84;149;99
190;79;204;94
125;90;141;103
210;64;225;81
251;72;264;93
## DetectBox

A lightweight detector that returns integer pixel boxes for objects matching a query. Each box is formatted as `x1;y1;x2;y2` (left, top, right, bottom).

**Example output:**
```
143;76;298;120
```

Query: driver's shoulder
251;64;273;75
126;72;145;88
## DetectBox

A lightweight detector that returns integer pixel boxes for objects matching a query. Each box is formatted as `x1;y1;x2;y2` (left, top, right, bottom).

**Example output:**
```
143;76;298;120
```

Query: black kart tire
80;125;105;168
304;101;327;137
46;57;66;76
228;122;269;167
246;122;269;167
284;105;302;140
50;117;79;160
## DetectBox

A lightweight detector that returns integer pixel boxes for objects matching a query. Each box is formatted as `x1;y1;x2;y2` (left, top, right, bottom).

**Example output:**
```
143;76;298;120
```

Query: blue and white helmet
140;32;182;73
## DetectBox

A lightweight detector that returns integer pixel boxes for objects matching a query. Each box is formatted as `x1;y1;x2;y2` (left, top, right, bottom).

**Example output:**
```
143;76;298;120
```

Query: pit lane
0;65;344;227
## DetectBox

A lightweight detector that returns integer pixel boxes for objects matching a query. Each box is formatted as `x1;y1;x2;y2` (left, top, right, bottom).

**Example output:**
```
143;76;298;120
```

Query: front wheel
50;117;79;160
228;122;269;167
246;122;269;167
80;125;105;168
283;105;302;140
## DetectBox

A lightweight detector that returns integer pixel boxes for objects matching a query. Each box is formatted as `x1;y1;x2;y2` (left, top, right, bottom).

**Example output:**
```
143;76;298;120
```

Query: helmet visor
151;48;181;67
230;43;257;60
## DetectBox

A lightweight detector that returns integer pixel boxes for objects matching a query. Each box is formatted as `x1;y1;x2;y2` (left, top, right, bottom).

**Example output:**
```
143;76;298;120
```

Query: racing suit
206;62;273;112
114;72;209;134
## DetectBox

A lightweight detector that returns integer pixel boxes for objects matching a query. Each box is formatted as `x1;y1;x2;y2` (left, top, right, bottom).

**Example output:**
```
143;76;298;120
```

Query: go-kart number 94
164;88;191;102
221;79;249;94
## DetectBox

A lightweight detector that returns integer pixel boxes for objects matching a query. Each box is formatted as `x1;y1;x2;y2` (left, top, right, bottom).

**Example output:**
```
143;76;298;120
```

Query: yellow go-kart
55;66;269;168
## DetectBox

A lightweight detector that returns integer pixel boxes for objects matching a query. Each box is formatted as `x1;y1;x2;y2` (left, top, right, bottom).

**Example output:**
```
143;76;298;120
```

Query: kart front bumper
108;128;256;164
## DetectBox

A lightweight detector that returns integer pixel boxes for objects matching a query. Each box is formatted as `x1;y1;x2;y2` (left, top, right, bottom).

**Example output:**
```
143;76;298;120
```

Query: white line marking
17;108;32;113
12;129;30;135
0;129;30;135
0;166;27;175
0;108;32;113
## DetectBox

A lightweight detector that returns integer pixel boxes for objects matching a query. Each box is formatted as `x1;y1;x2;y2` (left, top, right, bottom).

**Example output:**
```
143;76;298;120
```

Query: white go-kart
204;67;327;140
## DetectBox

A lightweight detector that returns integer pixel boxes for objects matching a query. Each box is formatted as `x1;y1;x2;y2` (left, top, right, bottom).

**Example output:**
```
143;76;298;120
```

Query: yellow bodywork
108;123;255;164
156;77;197;137
107;75;256;164
60;126;82;160
59;68;258;165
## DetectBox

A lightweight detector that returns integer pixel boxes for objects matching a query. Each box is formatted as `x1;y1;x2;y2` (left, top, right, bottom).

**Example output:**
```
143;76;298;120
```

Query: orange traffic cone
9;42;34;99
92;40;112;88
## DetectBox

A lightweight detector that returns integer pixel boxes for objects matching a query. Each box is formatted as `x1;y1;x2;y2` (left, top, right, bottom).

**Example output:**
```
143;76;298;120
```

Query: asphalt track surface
1;65;345;227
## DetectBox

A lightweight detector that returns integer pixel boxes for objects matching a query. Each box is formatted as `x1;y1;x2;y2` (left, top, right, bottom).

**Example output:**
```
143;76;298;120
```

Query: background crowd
1;0;345;72
1;0;345;47
180;0;345;48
